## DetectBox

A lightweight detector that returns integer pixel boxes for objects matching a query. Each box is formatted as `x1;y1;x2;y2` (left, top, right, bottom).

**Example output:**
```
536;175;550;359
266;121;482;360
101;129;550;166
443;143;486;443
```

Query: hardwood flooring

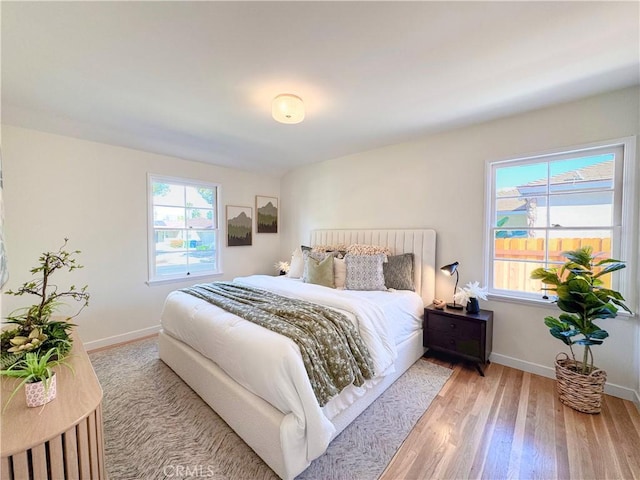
380;356;640;480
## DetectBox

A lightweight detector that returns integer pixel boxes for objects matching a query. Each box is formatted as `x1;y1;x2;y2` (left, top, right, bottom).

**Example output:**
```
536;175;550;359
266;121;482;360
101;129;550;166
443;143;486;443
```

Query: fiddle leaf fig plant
1;239;89;369
530;246;630;375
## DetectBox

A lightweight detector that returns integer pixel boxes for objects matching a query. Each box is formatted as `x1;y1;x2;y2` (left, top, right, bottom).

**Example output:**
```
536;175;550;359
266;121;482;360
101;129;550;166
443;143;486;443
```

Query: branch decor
1;239;90;369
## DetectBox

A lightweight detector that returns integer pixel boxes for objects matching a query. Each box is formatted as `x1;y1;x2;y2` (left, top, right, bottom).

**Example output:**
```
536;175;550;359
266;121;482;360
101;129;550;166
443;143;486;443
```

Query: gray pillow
303;254;335;288
345;253;387;291
383;253;415;291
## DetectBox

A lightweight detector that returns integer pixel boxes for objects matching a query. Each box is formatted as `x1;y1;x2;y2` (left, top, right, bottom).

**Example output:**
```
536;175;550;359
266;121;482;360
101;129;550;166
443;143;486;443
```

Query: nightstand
423;304;493;376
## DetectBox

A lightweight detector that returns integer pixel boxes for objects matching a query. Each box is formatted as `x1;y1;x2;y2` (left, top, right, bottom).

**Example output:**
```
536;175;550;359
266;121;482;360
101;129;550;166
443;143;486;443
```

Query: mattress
160;274;424;461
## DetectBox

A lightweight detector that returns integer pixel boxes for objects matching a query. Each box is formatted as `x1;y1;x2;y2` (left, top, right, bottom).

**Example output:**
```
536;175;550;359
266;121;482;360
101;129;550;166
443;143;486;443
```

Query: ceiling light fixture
272;94;304;124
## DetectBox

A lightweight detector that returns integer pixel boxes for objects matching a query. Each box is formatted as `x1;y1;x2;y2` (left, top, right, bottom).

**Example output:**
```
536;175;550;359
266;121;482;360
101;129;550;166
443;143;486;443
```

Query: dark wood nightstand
423;304;493;376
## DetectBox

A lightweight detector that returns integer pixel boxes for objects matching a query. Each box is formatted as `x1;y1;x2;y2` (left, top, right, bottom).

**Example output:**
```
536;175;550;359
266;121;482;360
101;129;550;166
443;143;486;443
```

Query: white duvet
160;275;423;467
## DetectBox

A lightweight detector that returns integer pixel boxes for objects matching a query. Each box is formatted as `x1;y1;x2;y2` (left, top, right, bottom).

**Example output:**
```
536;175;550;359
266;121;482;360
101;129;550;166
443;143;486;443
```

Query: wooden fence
494;237;612;293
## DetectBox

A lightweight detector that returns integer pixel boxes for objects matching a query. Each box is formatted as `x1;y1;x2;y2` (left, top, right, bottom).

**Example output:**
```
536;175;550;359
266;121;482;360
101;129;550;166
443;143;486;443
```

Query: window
148;175;221;283
485;138;637;306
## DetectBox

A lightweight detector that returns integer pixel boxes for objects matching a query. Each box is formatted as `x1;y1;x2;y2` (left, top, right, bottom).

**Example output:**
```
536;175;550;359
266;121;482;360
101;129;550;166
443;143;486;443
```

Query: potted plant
453;281;488;314
530;246;630;414
0;239;90;370
1;347;73;410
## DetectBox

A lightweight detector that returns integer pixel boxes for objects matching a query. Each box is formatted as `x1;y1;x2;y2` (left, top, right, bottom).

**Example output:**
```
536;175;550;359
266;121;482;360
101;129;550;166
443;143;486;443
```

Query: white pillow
287;247;304;278
334;257;346;289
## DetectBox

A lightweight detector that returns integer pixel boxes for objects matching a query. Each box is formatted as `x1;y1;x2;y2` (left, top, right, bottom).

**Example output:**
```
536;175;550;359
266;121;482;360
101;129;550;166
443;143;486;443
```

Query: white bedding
160;274;424;465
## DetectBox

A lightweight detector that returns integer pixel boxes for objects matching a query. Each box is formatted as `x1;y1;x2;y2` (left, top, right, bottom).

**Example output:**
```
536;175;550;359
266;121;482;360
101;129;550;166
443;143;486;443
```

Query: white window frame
483;136;638;313
147;174;222;285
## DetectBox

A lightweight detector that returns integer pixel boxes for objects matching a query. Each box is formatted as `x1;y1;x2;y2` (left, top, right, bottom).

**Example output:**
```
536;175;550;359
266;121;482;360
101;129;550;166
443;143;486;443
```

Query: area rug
90;337;451;480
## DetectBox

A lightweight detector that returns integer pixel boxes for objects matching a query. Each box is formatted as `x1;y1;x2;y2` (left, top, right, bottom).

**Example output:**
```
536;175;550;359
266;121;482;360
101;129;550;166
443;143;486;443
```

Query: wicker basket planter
555;352;607;414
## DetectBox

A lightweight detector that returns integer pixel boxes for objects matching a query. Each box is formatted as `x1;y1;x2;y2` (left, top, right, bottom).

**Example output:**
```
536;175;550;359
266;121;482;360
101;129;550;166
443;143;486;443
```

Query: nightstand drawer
427;313;481;338
426;330;481;358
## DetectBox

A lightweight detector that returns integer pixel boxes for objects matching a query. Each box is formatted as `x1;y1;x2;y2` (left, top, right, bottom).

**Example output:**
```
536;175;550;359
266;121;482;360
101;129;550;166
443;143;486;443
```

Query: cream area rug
89;337;451;480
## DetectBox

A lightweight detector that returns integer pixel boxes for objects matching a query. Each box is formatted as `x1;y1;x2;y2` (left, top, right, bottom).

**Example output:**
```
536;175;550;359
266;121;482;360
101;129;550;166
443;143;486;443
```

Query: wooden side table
423;304;493;376
1;332;105;479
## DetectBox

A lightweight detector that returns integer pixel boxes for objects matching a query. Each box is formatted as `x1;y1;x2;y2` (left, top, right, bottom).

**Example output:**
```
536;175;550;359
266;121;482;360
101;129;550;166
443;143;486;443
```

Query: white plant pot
24;373;57;408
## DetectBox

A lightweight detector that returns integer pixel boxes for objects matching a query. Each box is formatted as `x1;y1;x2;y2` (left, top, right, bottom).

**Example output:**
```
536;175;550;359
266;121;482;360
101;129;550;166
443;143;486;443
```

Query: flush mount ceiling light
272;94;305;124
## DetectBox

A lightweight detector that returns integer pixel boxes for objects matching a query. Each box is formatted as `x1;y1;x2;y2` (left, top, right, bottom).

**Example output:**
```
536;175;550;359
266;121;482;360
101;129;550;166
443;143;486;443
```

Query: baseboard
490;353;638;402
83;325;161;352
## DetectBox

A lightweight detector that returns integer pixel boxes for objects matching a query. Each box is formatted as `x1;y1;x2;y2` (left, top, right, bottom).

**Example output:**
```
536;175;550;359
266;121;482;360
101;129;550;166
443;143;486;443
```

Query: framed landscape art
226;205;252;246
256;195;278;233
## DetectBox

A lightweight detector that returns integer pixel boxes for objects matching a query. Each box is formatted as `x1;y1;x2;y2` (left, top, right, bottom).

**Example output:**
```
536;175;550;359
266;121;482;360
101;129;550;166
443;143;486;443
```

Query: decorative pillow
345;253;387;291
346;244;393;256
304;254;335;288
333;257;346;289
287;247;304;278
383;253;415;291
303;250;335;280
312;244;348;257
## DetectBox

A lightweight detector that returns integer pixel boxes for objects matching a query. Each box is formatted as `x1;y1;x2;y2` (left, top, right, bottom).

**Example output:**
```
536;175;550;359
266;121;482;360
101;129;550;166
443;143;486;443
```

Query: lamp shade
272;94;305;124
440;261;459;276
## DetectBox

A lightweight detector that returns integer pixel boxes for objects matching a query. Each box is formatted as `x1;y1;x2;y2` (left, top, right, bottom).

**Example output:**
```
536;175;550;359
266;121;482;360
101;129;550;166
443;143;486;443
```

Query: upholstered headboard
310;229;436;305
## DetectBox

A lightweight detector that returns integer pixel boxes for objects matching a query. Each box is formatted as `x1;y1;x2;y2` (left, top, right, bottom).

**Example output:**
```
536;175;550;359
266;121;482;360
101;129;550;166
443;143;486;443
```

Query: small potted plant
1;347;73;410
453;281;488;314
530;246;630;414
274;261;290;276
1;239;89;370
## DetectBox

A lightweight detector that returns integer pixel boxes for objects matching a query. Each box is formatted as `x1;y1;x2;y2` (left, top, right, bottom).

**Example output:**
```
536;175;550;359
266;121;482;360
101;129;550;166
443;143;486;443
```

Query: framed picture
256;195;278;233
226;205;252;246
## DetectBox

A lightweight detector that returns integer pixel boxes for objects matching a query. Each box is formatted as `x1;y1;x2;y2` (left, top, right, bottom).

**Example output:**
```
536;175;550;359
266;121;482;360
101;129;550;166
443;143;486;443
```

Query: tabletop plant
0;239;90;369
0;346;73;411
530;245;630;374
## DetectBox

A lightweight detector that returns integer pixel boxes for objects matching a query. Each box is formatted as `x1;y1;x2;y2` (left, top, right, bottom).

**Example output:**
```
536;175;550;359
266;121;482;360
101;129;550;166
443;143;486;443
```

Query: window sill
146;271;223;286
488;293;638;318
488;293;560;311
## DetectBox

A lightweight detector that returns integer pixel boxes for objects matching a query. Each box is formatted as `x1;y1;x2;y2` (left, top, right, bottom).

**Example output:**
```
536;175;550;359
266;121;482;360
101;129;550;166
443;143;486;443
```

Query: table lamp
440;261;463;309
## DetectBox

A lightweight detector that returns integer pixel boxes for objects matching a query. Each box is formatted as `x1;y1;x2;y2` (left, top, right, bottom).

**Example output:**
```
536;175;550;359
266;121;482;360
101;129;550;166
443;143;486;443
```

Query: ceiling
2;1;639;175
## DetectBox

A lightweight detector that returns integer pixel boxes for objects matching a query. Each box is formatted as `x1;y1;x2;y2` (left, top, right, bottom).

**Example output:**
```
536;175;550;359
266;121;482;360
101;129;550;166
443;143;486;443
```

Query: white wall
1;126;280;348
280;86;640;399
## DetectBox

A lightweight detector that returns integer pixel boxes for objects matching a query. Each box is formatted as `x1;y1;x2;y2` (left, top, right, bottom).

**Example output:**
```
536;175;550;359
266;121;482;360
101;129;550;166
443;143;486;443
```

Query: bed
158;228;436;479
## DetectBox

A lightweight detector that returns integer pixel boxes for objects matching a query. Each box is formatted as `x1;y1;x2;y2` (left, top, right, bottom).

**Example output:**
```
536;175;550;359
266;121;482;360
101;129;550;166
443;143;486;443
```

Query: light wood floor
380;355;640;480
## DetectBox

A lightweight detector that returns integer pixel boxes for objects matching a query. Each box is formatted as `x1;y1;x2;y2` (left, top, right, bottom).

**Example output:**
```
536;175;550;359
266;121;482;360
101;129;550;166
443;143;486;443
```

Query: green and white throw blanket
180;281;375;406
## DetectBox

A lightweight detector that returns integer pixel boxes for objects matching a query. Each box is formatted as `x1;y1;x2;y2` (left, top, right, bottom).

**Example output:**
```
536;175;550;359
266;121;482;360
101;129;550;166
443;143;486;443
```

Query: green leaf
530;268;561;285
558;313;582;329
589;329;609;340
575;338;604;346
562;246;593;267
610;297;632;314
549;327;573;345
593;262;626;278
544;316;566;329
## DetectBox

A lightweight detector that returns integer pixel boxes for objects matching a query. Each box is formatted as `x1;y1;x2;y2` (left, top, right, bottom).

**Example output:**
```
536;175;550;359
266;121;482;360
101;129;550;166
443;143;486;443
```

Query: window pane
548;192;613;227
187;251;216;274
155;250;188;277
493;260;547;295
496;163;547;195
154;230;186;250
153;182;185;207
186;186;215;208
154;206;185;228
186;209;215;229
549;154;614;193
494;231;546;261
547;232;612;259
496;196;547;230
